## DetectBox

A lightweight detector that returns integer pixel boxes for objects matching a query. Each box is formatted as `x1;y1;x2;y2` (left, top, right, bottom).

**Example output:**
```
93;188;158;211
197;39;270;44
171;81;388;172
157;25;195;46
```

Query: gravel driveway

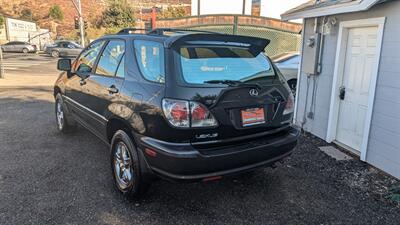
0;86;399;225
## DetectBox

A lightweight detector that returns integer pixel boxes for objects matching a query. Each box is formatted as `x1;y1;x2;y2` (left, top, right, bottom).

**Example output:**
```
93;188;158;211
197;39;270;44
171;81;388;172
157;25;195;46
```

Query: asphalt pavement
0;53;59;76
0;55;399;225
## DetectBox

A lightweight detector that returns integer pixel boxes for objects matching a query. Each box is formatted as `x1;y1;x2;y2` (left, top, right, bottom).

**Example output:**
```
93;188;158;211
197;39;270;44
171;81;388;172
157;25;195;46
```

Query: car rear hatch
164;33;294;150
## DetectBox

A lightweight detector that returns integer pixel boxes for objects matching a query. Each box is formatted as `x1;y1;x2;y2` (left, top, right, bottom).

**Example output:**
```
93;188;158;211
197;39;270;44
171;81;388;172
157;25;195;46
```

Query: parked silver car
0;41;37;53
45;41;83;58
273;52;300;94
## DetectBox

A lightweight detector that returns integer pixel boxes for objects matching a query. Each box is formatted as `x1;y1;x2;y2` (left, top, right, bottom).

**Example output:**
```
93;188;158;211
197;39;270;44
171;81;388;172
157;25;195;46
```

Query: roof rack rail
117;28;149;34
148;28;221;35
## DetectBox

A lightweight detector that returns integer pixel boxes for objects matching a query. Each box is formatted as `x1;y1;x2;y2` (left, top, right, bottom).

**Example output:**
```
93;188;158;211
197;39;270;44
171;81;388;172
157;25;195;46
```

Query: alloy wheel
113;141;134;190
56;101;64;130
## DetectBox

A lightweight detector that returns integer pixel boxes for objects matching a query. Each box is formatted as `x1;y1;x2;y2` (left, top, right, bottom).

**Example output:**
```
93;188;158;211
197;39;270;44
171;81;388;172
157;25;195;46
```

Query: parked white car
273;52;300;94
0;41;37;53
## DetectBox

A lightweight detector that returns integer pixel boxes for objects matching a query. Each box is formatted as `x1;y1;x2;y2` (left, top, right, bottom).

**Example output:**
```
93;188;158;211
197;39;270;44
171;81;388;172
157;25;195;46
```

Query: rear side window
134;40;165;83
95;40;125;76
75;41;105;73
179;46;275;85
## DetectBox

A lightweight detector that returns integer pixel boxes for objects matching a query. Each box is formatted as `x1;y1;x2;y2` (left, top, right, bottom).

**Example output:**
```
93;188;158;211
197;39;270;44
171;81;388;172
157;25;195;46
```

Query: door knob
339;86;346;100
107;85;119;94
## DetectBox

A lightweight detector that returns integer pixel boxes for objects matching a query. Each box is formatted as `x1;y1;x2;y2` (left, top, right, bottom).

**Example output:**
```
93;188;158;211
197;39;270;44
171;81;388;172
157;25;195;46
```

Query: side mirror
57;58;71;72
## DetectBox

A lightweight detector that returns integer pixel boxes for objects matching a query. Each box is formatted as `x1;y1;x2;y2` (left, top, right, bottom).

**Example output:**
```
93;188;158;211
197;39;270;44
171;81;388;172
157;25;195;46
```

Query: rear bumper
136;126;300;182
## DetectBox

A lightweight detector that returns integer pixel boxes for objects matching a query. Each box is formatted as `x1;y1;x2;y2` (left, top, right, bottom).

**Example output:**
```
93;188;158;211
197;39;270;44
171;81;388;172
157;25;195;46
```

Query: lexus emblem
249;89;259;97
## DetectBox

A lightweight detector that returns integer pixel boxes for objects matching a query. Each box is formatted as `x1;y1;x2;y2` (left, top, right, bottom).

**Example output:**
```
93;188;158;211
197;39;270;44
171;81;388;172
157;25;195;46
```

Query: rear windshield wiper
204;80;261;89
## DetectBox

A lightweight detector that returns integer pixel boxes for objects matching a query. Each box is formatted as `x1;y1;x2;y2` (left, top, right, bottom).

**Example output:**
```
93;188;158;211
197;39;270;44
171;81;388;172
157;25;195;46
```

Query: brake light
190;102;218;127
162;98;218;128
283;93;295;115
162;99;189;127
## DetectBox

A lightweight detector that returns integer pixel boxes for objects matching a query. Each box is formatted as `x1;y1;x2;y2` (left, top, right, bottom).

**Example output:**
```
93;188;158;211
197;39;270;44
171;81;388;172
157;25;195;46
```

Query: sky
191;0;309;21
260;0;309;20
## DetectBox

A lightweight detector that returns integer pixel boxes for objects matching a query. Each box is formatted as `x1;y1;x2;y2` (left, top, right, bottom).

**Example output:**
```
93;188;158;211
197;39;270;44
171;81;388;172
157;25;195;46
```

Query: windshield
179;46;275;85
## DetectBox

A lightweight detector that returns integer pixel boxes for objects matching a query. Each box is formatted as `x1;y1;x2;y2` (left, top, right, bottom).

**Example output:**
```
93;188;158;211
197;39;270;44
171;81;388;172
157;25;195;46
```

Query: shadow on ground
0;87;399;225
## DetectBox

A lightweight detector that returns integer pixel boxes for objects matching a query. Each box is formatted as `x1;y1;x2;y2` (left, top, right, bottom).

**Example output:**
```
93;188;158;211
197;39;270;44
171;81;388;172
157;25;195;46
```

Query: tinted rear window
179;46;275;85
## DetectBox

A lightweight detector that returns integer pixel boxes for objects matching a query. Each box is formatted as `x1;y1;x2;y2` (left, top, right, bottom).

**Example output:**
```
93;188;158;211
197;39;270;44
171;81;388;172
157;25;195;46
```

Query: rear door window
60;42;69;48
179;46;275;85
134;40;165;83
95;40;125;77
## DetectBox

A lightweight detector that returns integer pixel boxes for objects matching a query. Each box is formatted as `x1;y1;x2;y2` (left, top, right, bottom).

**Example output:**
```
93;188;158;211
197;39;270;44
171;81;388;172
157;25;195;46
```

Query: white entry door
336;26;378;153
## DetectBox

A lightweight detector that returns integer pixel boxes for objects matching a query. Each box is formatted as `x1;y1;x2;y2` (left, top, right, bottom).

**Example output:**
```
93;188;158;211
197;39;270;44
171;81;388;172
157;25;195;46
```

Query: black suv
54;29;300;197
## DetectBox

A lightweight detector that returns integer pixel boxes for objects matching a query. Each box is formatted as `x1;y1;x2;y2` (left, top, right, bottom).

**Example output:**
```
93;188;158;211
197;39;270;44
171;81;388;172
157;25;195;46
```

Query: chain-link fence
185;24;301;57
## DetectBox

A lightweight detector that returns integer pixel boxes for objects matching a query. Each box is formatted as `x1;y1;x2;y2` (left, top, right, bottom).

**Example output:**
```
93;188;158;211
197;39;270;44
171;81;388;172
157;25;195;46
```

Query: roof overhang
281;0;384;21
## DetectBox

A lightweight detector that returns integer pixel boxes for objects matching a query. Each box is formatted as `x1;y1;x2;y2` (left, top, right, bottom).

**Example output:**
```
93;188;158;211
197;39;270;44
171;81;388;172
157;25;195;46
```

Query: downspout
293;18;306;125
317;16;327;74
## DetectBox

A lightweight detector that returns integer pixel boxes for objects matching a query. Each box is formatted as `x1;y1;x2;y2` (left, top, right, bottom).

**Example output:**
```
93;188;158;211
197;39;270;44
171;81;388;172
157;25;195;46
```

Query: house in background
282;0;400;179
0;17;51;50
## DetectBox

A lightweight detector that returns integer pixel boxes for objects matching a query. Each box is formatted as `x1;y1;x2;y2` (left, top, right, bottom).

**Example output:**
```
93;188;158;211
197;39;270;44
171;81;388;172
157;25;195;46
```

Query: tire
110;130;150;198
287;79;297;97
22;48;29;54
51;50;60;58
55;94;76;133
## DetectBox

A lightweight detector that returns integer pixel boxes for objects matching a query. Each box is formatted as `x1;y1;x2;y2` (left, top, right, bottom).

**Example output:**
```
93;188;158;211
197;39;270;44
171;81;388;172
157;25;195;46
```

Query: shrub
49;5;64;21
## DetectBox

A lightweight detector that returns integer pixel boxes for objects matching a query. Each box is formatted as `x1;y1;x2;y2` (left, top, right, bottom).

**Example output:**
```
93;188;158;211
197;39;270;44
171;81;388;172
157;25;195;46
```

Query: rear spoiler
165;33;270;55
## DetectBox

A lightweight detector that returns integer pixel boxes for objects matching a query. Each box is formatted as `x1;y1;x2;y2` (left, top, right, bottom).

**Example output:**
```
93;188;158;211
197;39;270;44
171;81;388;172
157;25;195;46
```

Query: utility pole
71;0;85;47
0;47;4;79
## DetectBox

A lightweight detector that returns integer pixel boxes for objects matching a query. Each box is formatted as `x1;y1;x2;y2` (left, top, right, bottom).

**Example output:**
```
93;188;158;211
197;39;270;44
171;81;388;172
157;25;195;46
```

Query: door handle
339;86;346;100
107;85;119;94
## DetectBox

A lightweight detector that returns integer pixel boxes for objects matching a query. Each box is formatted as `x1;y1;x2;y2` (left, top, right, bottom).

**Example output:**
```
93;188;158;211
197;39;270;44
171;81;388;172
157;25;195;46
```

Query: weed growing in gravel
387;184;400;204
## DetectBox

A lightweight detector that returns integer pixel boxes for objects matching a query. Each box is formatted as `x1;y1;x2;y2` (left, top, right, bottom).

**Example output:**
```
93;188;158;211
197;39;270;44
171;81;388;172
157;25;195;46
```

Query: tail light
283;93;295;115
162;98;218;128
190;102;218;127
162;99;189;127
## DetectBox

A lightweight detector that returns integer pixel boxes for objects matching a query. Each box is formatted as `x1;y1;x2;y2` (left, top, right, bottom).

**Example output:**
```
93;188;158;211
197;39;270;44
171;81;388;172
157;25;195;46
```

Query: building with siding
282;0;400;179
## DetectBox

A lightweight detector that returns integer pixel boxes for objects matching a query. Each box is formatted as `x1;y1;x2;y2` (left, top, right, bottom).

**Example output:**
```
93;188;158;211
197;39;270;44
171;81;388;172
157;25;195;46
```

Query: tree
49;5;64;21
158;6;187;19
20;9;34;21
98;0;135;29
0;14;4;29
